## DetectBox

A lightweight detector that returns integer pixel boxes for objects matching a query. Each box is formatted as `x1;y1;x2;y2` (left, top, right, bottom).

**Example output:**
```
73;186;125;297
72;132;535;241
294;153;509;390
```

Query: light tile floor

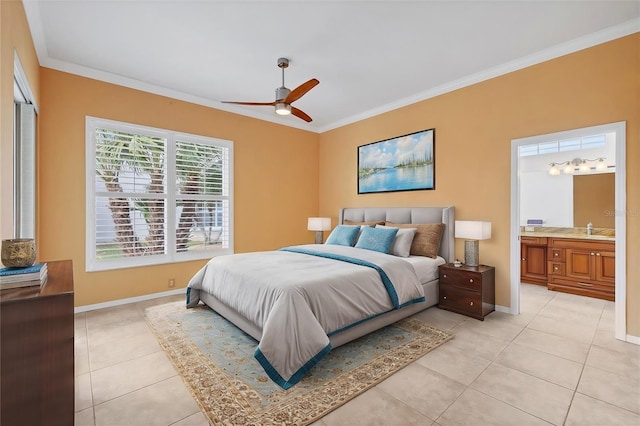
75;284;640;425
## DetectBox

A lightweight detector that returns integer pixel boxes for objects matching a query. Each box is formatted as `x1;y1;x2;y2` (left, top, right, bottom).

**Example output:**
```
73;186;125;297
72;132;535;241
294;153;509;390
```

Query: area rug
145;301;453;425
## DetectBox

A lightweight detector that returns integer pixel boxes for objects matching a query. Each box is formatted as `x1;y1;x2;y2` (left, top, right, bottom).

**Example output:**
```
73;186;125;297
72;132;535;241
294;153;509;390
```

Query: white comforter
186;244;424;389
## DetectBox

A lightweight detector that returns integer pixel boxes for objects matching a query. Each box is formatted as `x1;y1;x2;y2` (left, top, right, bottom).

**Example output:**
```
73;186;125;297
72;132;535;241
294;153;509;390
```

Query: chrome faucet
587;222;593;235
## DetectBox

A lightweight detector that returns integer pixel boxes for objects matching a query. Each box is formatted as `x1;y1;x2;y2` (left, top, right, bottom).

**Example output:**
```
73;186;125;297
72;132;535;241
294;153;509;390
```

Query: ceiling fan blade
291;106;313;123
285;79;319;104
221;101;276;106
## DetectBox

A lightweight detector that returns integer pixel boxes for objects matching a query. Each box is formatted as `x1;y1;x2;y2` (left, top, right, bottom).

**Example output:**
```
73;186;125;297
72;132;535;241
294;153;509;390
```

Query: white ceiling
23;1;640;132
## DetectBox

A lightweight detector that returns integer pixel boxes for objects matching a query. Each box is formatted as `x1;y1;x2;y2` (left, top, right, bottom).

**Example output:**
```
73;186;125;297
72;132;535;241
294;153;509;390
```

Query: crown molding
317;18;640;133
22;0;639;135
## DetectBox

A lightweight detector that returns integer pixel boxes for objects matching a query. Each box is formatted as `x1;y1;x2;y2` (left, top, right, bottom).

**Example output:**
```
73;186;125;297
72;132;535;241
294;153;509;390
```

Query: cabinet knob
470;301;474;306
554;265;559;271
469;279;474;283
443;296;447;300
590;252;595;256
554;252;559;257
443;274;447;278
521;257;526;261
596;252;601;256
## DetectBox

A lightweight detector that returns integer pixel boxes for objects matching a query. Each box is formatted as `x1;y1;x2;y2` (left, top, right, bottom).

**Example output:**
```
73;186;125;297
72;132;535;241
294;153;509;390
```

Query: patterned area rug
145;301;453;425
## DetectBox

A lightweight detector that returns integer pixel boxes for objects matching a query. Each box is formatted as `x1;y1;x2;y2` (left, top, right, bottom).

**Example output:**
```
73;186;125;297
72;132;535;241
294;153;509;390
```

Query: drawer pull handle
469;279;474;283
470;301;474;306
578;282;593;287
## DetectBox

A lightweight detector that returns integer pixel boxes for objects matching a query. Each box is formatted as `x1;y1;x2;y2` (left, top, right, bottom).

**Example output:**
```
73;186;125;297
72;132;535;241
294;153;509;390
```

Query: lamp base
315;231;324;244
464;240;479;267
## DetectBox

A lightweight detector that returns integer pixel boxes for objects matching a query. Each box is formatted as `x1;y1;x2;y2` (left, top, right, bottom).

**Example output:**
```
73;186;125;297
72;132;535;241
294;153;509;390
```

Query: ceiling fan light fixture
275;102;291;115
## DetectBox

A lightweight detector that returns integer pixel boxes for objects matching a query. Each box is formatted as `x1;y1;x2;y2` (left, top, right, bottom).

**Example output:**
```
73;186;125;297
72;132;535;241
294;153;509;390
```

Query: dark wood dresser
0;260;74;426
438;263;495;320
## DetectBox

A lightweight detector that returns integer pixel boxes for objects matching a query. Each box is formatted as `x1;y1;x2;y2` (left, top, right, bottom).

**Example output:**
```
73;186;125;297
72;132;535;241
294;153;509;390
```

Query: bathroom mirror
519;132;616;229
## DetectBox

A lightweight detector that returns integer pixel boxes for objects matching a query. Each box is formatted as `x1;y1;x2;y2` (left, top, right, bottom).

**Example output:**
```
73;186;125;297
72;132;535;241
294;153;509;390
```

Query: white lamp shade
563;163;575;174
455;221;491;240
307;217;331;231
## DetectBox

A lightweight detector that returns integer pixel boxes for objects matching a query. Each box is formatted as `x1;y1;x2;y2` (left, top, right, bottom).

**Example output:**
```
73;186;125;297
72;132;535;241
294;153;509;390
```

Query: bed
186;206;455;388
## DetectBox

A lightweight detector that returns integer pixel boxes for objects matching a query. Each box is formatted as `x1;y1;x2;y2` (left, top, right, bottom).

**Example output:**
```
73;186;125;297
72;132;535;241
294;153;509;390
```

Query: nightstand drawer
439;268;482;291
439;286;482;317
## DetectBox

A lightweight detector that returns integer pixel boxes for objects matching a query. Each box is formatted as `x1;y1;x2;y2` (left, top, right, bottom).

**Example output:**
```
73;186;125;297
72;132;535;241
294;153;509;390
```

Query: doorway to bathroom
510;121;627;341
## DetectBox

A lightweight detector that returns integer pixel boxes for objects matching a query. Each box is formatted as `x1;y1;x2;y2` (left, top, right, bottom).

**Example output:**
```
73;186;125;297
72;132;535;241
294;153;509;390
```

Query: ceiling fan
222;58;319;123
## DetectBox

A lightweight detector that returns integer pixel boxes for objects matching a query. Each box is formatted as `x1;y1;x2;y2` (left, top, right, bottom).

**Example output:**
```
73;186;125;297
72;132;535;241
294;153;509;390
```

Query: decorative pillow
343;219;385;227
354;226;399;254
325;225;361;246
385;222;445;259
376;225;417;257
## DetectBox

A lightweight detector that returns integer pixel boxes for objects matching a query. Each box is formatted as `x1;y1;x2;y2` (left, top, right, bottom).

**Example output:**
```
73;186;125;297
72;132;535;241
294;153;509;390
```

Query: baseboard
74;288;185;314
494;304;513;314
626;334;640;346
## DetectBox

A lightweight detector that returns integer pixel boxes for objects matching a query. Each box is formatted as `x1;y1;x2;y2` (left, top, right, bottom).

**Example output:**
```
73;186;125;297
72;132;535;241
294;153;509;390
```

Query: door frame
510;121;627;341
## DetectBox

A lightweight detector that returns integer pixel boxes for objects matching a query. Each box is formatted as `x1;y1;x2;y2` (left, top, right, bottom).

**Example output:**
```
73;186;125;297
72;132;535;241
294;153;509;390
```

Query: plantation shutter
87;117;233;272
174;138;231;256
93;128;168;263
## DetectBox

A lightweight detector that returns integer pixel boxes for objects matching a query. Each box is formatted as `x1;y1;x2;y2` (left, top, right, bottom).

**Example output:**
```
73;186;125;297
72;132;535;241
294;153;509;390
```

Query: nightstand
438;263;495;320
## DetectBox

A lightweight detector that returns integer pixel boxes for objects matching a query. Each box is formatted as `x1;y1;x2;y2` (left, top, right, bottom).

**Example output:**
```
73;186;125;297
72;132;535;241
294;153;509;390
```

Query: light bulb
275;103;291;116
549;163;560;176
578;161;590;173
563;163;574;174
596;159;607;171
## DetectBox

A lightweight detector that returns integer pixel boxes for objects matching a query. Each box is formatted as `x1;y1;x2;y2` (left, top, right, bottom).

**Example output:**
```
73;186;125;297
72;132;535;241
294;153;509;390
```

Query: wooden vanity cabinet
520;236;548;285
547;238;615;301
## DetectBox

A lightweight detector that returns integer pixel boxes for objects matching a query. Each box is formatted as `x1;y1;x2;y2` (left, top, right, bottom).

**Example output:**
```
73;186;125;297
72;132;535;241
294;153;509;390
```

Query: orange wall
319;34;639;336
38;69;319;306
573;173;615;229
0;0;40;239
4;0;639;337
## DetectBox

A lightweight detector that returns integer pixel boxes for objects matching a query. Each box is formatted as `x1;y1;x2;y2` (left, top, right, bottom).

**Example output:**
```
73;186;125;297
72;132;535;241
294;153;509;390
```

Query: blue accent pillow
354;226;399;254
325;225;361;246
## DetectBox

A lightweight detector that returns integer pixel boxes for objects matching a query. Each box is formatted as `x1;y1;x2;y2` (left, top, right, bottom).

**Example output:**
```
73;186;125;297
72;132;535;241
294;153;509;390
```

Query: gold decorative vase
1;239;36;268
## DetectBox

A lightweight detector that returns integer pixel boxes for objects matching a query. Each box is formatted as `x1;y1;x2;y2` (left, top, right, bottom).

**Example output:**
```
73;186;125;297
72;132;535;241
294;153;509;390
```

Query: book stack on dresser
0;263;48;289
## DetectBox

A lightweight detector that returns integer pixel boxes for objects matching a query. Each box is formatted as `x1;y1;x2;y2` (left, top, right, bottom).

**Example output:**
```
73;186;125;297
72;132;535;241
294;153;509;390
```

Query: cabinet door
594;250;615;285
565;248;594;281
522;244;547;279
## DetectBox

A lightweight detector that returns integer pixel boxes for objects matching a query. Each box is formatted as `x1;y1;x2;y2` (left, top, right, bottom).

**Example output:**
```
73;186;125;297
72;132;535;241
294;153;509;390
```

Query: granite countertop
520;226;615;242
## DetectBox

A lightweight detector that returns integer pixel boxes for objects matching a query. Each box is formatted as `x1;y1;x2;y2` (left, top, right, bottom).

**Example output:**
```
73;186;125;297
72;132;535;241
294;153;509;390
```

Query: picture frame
358;128;435;194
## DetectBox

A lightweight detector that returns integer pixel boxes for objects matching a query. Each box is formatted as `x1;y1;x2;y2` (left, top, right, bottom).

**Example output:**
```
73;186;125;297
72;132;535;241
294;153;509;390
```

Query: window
86;117;233;271
14;53;37;239
518;134;605;157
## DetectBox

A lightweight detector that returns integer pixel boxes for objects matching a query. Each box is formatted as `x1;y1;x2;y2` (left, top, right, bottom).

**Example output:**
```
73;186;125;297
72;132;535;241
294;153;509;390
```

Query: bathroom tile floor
74;284;640;425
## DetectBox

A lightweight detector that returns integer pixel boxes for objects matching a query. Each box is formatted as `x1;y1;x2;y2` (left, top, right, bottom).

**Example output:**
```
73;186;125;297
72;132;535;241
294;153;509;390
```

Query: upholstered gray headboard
339;206;455;262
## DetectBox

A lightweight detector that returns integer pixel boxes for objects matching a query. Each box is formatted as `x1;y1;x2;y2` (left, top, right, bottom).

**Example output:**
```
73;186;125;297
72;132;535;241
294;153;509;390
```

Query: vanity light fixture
548;157;609;175
548;163;561;176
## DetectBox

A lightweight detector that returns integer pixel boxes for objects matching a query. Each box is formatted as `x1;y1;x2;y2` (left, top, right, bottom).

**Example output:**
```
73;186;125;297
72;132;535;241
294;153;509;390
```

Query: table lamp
455;221;491;267
307;217;331;244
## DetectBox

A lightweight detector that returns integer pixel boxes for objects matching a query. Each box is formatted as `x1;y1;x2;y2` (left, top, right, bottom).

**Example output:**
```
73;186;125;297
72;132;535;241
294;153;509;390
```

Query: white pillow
376;225;417;257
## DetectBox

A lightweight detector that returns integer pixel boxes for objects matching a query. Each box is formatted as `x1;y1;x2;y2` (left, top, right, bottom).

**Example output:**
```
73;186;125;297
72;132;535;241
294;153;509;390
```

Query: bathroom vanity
520;228;615;301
